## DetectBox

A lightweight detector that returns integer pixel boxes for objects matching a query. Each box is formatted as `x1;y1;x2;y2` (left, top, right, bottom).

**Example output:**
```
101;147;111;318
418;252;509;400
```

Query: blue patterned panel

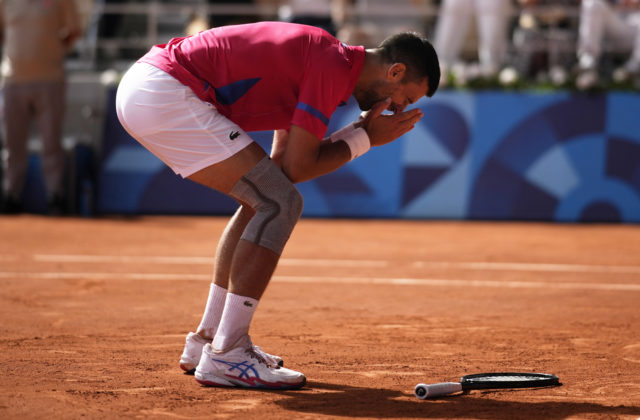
607;138;640;197
399;93;473;218
469;93;640;222
401;101;470;207
98;87;640;222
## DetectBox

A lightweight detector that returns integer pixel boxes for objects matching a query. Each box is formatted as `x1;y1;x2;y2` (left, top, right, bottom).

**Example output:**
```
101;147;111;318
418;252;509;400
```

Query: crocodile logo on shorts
229;131;241;140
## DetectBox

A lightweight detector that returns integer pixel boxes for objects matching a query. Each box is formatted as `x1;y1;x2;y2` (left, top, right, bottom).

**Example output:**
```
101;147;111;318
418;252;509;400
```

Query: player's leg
185;142;290;339
1;84;32;212
116;62;303;388
189;152;302;322
187;154;305;388
188;150;304;389
187;140;304;297
180;204;283;372
179;205;253;373
184;129;291;371
197;205;253;336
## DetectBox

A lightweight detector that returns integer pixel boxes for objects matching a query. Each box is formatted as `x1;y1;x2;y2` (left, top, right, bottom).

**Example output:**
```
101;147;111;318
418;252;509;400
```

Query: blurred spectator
434;0;512;82
97;0;125;39
185;12;209;36
0;0;81;214
576;0;640;88
513;0;579;84
96;0;151;63
337;0;432;47
207;0;257;27
279;0;337;35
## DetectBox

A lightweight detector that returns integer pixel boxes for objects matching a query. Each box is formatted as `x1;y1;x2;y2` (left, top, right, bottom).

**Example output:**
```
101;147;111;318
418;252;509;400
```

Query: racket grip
414;382;463;399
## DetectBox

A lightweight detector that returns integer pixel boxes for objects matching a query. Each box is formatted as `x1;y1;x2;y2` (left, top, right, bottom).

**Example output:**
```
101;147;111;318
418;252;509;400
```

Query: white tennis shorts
115;62;253;177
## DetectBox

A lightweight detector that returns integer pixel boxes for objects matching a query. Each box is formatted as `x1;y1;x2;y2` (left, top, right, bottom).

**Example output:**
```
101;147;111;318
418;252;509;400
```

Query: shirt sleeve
291;42;352;140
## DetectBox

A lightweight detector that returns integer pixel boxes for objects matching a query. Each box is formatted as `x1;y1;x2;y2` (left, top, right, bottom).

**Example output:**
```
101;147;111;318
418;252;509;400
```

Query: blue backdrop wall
98;89;640;222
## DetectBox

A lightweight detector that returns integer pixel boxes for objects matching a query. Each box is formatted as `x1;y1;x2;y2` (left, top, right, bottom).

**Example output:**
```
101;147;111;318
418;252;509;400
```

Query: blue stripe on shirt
297;102;330;126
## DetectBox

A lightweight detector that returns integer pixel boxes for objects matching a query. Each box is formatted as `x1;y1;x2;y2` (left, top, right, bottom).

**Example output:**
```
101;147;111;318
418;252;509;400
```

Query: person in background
512;0;579;84
279;0;337;35
336;0;433;47
0;0;81;214
185;12;210;36
576;0;640;88
433;0;513;82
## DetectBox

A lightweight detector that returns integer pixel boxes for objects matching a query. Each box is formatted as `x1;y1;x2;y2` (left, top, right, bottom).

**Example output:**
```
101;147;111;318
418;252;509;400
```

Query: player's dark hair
378;32;440;97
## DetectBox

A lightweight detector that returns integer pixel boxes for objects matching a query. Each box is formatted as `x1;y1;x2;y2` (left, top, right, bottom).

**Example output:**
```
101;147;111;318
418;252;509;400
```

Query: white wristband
329;123;371;160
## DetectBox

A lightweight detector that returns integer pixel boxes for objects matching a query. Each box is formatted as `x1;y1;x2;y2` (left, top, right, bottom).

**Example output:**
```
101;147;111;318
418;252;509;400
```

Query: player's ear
387;63;406;82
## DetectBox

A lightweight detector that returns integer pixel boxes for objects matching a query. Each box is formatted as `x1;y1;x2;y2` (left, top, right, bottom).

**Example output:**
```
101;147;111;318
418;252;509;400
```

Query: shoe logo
243;300;253;307
213;359;259;379
229;131;241;140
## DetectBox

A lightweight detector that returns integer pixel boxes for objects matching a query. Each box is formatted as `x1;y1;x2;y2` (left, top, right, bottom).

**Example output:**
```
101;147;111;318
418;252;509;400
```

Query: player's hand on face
359;97;423;147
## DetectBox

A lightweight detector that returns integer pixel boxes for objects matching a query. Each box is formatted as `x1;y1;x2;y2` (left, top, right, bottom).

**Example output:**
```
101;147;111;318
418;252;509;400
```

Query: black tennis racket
414;372;560;399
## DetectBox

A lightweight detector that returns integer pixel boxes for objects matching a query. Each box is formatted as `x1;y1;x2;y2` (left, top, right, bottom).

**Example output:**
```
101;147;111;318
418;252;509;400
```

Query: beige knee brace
229;156;303;255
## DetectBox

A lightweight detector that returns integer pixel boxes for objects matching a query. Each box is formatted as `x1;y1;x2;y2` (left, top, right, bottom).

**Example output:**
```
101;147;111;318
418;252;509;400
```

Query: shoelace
245;345;278;369
253;345;279;366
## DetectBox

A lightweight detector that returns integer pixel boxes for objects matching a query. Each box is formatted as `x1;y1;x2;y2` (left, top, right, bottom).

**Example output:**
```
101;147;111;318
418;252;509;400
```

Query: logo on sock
229;131;241;140
243;300;254;307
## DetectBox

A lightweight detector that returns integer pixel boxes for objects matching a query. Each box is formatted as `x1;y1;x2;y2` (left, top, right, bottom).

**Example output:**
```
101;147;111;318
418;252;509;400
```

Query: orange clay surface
1;215;639;419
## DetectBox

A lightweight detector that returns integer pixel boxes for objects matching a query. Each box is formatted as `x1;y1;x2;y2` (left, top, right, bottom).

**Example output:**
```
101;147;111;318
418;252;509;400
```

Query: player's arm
271;128;346;180
280;99;423;183
280;125;351;183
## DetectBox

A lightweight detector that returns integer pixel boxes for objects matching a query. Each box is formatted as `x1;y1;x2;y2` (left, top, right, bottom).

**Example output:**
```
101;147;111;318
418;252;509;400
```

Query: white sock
212;293;259;351
196;283;228;339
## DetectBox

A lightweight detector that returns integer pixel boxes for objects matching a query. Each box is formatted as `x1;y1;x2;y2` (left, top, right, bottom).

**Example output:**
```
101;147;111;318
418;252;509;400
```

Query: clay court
1;215;639;419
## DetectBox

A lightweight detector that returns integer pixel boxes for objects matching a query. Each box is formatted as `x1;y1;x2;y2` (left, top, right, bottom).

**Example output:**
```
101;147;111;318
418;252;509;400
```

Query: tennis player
116;21;439;390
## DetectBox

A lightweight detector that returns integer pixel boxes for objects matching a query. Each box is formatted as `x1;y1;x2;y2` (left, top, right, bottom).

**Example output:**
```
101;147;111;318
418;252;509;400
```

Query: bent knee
230;157;303;254
287;187;304;222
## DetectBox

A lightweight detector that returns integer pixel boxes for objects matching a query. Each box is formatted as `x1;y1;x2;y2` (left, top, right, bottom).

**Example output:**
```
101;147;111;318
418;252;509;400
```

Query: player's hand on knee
359;98;423;147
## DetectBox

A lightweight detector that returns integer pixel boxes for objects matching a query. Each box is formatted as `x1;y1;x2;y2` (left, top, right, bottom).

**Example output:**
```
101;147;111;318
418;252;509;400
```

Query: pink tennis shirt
140;22;366;139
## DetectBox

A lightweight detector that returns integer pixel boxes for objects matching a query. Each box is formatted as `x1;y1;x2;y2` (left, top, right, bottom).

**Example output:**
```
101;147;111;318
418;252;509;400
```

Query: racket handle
414;382;463;399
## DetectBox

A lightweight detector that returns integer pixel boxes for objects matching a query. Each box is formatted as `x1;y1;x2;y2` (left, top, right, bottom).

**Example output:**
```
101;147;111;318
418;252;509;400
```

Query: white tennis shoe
179;332;283;374
179;332;210;373
194;335;306;390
